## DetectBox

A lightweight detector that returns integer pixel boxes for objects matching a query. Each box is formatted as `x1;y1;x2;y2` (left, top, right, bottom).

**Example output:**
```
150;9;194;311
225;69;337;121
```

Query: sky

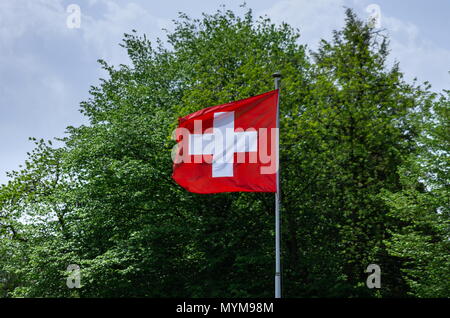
0;0;449;184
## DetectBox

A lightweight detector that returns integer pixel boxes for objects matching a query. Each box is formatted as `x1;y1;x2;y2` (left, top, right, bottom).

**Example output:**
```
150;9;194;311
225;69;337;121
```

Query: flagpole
272;72;282;298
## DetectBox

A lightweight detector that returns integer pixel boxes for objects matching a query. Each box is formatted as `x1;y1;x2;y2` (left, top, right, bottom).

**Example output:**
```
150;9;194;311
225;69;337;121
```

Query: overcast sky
1;0;449;184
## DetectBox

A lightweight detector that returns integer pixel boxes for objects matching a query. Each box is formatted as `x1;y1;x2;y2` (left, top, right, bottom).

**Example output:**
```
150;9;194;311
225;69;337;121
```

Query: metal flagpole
272;72;282;298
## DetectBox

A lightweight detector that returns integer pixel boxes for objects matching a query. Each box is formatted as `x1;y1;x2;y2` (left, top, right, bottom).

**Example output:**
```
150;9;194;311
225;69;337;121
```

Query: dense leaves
0;7;448;298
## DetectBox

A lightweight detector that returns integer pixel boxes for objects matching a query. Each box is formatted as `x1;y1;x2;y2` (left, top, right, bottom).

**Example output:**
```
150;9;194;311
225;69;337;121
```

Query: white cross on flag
172;90;278;193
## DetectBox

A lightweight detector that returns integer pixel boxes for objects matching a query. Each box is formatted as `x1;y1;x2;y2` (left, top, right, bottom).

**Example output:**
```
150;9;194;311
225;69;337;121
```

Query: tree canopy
0;7;448;298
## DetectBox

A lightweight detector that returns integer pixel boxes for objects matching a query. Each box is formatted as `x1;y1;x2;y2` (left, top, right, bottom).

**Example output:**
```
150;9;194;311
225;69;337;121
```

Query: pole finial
272;72;281;90
272;72;282;78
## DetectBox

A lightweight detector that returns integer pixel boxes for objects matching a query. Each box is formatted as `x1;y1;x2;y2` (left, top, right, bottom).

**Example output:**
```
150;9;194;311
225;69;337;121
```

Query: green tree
383;91;449;297
1;7;308;297
280;9;438;297
0;7;446;298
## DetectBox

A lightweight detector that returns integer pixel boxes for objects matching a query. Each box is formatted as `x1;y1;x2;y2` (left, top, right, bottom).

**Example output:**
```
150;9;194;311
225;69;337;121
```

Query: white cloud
0;1;55;49
0;0;170;183
79;0;169;66
382;15;450;91
258;0;346;51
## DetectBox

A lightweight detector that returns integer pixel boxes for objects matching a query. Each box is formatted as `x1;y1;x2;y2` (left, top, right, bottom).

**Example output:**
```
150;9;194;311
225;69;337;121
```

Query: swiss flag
172;90;278;193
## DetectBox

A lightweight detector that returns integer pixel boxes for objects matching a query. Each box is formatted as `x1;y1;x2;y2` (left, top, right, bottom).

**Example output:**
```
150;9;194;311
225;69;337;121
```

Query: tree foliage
0;7;448;298
382;91;449;297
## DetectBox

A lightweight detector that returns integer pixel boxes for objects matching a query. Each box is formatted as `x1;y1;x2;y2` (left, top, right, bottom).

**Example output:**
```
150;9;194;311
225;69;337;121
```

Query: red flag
172;90;278;193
